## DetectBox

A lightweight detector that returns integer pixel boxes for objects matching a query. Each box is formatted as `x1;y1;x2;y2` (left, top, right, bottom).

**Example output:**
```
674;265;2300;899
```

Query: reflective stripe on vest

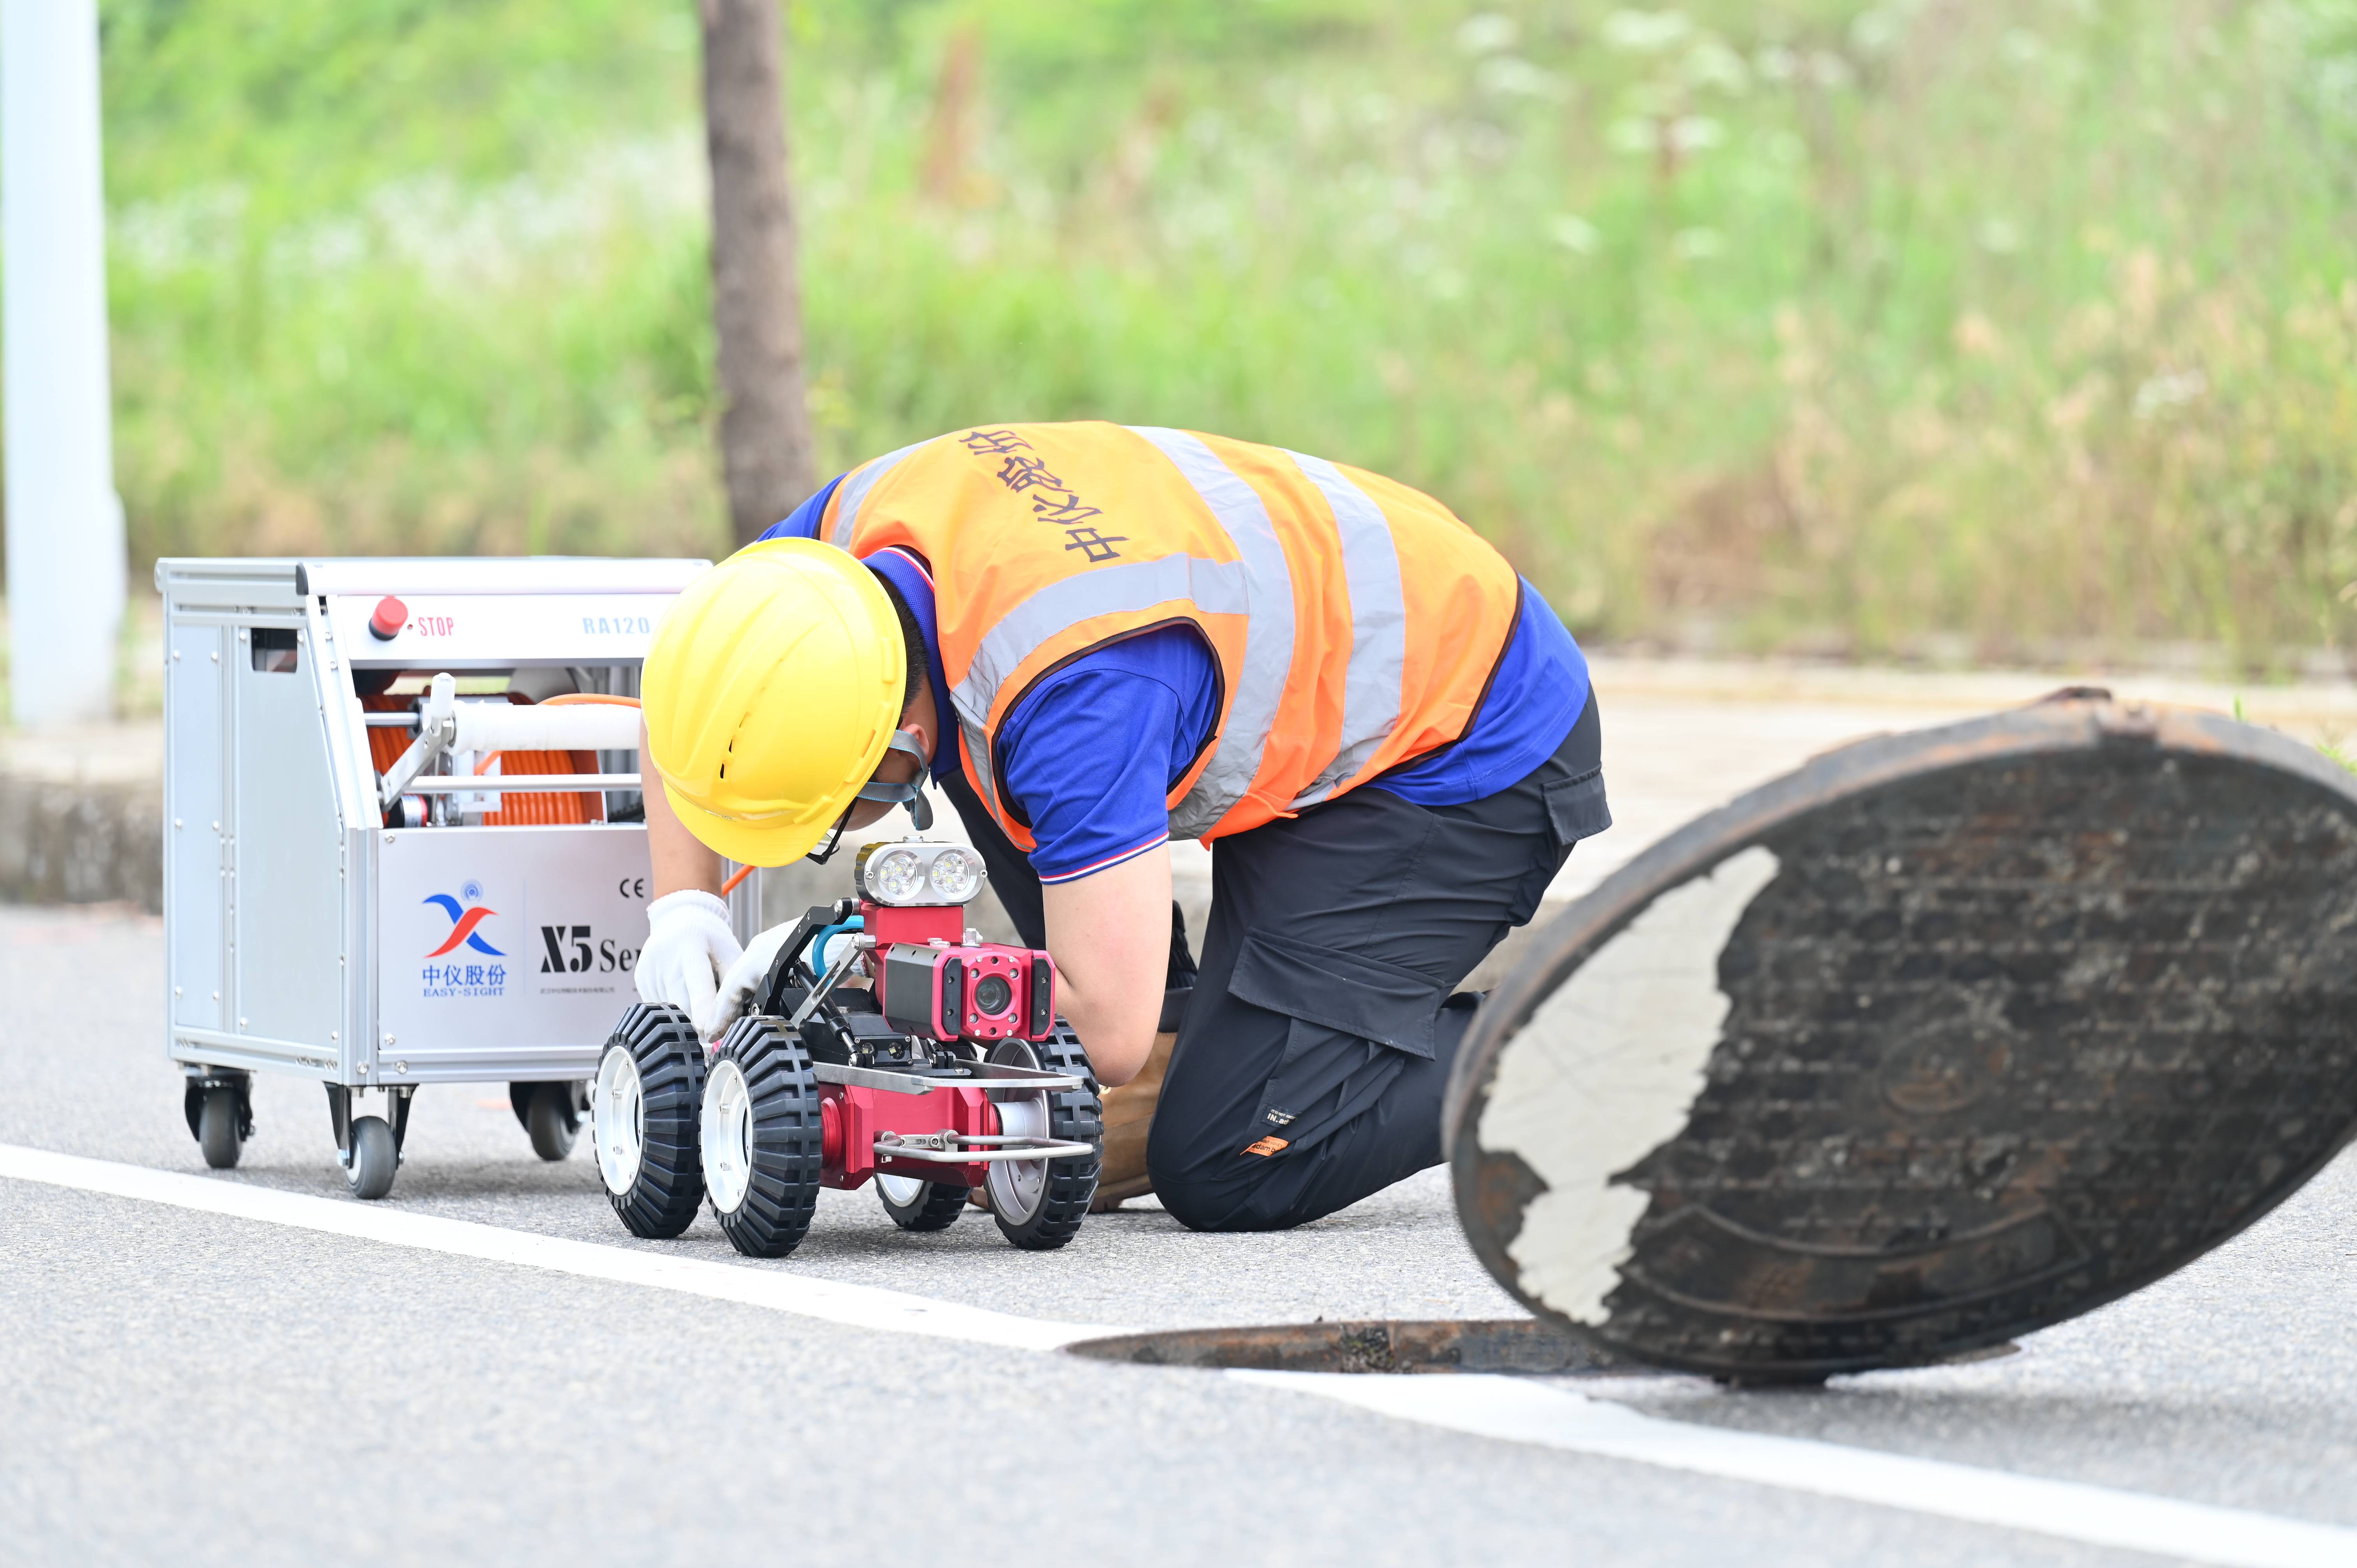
945;551;1251;827
828;422;1520;848
1123;428;1298;835
829;440;929;549
956;712;1003;821
948;553;1251;722
1281;450;1405;808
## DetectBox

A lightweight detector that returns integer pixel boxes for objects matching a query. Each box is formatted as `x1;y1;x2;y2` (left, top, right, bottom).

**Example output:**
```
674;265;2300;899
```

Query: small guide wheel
198;1086;245;1170
345;1115;398;1200
704;1016;825;1259
525;1082;583;1162
593;1004;706;1238
875;1173;969;1232
985;1027;1103;1250
185;1072;253;1171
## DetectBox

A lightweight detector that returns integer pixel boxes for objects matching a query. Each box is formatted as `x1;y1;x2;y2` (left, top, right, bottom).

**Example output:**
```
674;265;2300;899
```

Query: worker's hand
636;890;741;1028
698;920;797;1041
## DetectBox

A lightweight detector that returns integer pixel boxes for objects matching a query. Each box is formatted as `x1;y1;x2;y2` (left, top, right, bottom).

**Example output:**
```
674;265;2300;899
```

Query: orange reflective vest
818;422;1522;850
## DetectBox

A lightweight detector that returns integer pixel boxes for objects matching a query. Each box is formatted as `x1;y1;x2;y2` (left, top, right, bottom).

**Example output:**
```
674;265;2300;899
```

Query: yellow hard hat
641;538;906;866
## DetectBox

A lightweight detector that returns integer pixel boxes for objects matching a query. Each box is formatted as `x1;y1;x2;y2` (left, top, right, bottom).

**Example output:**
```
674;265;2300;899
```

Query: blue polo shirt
763;475;1589;882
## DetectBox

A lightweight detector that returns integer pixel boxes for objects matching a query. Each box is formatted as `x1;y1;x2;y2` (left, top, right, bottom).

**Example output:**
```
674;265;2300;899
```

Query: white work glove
700;921;799;1042
636;891;740;1031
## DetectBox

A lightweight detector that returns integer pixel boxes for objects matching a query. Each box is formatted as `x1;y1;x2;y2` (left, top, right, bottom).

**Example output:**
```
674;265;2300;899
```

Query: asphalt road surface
8;665;2357;1568
4;900;2352;1568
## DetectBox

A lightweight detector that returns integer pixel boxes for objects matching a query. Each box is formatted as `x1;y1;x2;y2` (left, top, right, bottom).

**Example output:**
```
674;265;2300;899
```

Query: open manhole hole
1063;1319;2020;1380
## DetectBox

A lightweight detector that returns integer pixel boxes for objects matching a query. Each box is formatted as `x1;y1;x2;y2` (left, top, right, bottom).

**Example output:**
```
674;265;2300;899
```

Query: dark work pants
938;691;1608;1232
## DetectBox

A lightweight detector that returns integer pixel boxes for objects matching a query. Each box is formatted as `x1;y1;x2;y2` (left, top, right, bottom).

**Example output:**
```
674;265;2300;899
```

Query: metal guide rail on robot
594;838;1107;1254
158;556;732;1200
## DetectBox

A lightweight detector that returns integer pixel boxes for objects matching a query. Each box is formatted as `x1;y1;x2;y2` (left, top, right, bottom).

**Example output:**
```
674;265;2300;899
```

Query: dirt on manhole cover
1063;1318;1643;1376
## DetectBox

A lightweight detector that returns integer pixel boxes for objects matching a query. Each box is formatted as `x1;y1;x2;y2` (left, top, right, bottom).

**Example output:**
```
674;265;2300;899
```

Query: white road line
1232;1372;2357;1568
0;1144;1109;1353
10;1141;2353;1567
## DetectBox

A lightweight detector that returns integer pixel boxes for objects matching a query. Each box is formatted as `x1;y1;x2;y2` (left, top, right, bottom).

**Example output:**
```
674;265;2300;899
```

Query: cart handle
475;691;645;774
399;774;641;792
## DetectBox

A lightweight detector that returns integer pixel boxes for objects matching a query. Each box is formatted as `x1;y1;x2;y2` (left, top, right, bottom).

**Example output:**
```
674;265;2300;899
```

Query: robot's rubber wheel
592;1004;706;1239
345;1115;398;1200
986;1024;1102;1251
876;1174;969;1231
525;1083;582;1162
198;1087;244;1170
704;1016;824;1259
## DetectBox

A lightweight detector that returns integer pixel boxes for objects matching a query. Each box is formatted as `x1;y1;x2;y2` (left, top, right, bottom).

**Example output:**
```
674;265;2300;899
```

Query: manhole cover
1447;694;2357;1383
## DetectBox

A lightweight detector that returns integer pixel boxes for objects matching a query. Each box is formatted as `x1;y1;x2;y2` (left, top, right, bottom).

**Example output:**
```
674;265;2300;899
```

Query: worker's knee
1144;1144;1228;1231
1147;1146;1314;1233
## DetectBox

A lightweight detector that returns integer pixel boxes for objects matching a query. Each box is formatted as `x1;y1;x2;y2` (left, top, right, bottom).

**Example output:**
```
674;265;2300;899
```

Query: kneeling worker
633;422;1608;1232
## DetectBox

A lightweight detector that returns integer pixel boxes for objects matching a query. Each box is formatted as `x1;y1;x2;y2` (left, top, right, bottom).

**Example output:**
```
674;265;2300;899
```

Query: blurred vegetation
89;0;2357;668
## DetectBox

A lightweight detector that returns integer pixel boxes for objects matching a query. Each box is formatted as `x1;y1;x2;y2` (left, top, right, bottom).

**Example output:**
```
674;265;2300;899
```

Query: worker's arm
1041;848;1171;1087
993;637;1210;1087
635;716;740;1027
642;716;726;898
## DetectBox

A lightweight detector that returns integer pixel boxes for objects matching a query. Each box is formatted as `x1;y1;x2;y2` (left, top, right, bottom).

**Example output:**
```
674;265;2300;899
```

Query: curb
0;766;162;913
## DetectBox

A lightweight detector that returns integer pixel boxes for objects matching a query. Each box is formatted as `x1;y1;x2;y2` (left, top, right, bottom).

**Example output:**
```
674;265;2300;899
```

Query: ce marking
618;877;648;898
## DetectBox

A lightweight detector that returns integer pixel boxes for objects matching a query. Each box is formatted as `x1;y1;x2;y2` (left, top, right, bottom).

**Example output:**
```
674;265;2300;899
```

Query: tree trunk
699;0;816;548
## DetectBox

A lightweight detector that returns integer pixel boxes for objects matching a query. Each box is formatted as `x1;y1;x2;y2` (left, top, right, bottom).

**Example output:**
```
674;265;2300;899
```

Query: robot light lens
928;848;982;902
869;848;925;903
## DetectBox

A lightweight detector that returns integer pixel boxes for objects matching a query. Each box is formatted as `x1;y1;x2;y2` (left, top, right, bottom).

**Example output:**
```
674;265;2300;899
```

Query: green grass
87;0;2357;668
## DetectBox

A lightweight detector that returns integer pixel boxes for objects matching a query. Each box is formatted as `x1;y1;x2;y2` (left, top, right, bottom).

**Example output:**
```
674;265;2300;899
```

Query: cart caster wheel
345;1115;398;1200
705;1016;824;1259
986;1027;1102;1251
593;1005;705;1238
525;1083;582;1162
876;1174;968;1232
198;1087;245;1170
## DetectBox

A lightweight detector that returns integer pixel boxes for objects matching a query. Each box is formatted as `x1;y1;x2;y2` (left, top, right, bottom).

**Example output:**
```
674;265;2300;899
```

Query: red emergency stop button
368;596;408;641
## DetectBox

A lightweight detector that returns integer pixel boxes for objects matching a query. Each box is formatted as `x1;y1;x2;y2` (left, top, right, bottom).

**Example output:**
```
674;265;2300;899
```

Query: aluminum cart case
159;557;750;1197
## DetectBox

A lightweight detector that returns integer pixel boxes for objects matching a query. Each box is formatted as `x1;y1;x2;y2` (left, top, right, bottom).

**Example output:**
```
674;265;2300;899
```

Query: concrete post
4;0;127;729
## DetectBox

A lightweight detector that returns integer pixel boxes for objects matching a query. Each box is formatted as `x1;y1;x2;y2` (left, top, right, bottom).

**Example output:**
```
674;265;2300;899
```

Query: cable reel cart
158;557;747;1198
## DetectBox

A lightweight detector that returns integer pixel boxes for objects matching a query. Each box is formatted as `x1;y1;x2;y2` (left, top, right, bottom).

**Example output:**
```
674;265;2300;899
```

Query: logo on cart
424;890;505;958
420;887;511;999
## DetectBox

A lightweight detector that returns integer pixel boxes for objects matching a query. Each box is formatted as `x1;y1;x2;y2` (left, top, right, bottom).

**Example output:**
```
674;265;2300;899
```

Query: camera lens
973;974;1014;1015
